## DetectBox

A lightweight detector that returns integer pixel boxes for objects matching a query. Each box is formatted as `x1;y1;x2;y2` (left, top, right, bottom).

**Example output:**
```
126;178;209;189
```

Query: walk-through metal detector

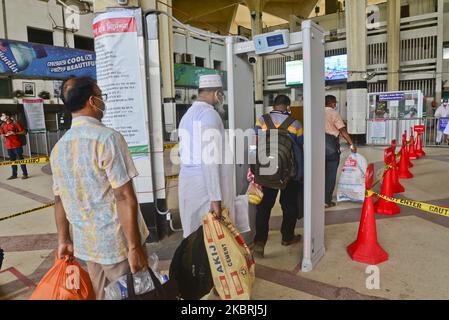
225;21;326;272
144;11;325;271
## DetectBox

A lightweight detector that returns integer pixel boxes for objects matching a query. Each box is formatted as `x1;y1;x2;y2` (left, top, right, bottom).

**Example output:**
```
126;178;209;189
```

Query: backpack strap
279;115;296;131
262;114;276;130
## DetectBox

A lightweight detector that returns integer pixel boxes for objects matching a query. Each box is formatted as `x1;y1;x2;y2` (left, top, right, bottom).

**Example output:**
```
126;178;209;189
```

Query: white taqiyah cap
199;74;223;89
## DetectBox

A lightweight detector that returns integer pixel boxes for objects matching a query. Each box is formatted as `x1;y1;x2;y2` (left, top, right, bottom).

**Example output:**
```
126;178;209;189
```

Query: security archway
225;22;326;271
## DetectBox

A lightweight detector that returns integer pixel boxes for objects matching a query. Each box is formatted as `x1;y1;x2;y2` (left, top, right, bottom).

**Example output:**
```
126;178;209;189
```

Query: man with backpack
251;95;303;257
0;112;29;180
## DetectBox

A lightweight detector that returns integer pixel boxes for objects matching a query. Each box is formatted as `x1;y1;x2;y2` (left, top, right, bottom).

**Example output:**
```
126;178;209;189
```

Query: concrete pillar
249;0;265;120
158;0;177;134
345;0;367;140
387;0;400;92
435;0;444;103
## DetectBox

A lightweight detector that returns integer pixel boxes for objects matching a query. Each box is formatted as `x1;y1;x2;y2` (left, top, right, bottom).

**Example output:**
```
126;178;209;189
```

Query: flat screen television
325;54;348;81
285;60;304;86
285;54;348;86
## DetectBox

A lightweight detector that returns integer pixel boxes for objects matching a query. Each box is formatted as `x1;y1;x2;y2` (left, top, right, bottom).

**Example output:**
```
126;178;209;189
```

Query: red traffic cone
347;190;389;265
374;166;401;215
402;132;413;168
391;153;405;193
398;145;414;179
415;132;426;157
408;129;419;160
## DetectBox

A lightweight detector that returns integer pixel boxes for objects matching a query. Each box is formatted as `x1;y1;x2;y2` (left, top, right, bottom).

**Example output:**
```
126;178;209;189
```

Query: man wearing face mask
178;74;235;238
434;98;449;145
0;112;29;180
50;77;149;299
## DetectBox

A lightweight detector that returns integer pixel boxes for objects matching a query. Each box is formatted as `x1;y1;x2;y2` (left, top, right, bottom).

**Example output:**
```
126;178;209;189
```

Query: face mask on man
91;96;106;118
214;91;225;115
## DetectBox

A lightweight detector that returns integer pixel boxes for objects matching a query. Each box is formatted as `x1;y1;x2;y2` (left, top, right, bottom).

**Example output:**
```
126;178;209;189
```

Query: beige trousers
86;259;130;300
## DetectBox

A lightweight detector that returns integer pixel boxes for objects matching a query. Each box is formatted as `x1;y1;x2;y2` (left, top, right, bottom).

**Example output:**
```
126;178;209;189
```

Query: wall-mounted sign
0;39;96;79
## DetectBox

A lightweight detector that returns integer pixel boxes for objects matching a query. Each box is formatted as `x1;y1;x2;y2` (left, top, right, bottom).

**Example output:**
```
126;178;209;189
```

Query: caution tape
0;157;49;166
165;174;179;181
372;164;394;188
366;190;449;218
0;202;55;222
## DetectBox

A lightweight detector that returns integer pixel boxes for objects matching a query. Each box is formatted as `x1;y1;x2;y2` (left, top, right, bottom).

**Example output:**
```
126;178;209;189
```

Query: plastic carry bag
202;209;255;300
233;195;251;234
246;169;263;205
30;255;95;300
337;153;367;203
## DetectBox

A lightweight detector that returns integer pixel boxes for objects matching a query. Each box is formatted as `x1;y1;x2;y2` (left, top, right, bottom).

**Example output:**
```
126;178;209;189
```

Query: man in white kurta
178;74;234;238
434;98;449;145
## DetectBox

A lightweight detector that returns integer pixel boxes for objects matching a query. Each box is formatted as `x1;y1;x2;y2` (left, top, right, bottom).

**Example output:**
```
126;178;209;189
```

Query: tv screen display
285;60;303;86
325;54;348;81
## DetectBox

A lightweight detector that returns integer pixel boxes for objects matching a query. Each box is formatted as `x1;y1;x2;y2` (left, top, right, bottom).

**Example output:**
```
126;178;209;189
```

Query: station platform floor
0;145;448;300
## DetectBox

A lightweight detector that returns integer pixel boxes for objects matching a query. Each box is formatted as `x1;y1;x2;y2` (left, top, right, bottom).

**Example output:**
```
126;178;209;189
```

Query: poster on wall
0;39;96;79
93;10;148;154
23;99;46;133
370;119;386;138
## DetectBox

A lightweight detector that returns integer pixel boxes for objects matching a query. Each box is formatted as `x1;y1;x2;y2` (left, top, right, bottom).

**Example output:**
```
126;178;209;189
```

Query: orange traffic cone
374;166;401;215
415;132;426;157
402;132;413;168
347;190;389;265
398;145;414;179
391;152;405;193
408;128;419;160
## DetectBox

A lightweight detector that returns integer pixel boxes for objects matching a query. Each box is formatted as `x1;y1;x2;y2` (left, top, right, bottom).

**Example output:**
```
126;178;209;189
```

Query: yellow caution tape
0;202;55;222
366;190;449;218
164;143;178;151
0;157;49;166
165;174;179;181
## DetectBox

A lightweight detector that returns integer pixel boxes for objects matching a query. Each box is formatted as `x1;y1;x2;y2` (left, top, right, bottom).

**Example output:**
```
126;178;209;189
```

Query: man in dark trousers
251;95;303;257
0;112;28;180
324;95;356;208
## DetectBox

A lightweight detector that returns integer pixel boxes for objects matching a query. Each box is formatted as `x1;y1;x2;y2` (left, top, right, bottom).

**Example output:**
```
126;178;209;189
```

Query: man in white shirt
434;98;449;145
177;74;234;238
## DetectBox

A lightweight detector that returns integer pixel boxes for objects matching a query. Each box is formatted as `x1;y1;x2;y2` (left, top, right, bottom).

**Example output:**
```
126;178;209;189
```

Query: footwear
281;234;302;246
250;241;265;258
6;175;17;180
22;175;29;180
325;201;336;209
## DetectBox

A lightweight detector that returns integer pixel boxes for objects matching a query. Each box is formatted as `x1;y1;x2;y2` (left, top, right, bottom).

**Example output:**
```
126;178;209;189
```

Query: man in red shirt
0;112;29;180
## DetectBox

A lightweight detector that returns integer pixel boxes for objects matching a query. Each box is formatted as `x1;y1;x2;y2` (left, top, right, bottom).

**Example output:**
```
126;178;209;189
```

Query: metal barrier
366;117;449;147
422;117;449;147
0;130;67;160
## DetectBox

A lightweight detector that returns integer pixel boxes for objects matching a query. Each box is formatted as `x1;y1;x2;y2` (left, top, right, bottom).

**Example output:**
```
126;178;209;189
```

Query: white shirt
435;104;449;119
178;100;235;237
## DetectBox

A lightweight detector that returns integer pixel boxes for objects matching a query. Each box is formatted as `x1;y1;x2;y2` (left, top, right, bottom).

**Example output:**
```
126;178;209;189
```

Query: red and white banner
93;10;148;154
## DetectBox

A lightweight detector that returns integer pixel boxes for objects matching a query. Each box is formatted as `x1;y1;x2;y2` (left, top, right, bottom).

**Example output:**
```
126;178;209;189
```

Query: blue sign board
0;39;96;79
379;92;405;101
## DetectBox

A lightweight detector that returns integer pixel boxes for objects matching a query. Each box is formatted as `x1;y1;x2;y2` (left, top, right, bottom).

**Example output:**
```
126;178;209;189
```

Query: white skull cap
199;74;223;89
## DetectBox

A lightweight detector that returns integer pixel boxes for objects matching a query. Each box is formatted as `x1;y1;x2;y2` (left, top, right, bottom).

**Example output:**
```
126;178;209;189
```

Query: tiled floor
1;146;448;300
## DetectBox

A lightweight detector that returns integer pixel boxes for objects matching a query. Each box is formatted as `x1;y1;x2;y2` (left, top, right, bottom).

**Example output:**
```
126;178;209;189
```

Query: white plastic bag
233;195;251;233
337;153;367;203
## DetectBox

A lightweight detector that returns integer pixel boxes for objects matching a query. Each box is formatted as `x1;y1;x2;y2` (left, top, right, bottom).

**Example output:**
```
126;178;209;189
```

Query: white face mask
91;97;106;118
214;91;225;115
0;115;6;122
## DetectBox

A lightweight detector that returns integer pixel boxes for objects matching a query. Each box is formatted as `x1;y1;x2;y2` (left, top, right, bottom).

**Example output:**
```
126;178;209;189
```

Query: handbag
325;133;341;160
125;268;179;300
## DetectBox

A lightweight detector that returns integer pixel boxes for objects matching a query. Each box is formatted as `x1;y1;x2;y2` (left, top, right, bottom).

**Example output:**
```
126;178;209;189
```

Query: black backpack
13;122;27;146
251;114;296;190
169;226;214;300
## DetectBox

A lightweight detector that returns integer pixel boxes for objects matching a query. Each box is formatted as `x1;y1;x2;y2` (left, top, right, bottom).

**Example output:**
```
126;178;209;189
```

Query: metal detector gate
226;21;326;272
143;11;325;271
